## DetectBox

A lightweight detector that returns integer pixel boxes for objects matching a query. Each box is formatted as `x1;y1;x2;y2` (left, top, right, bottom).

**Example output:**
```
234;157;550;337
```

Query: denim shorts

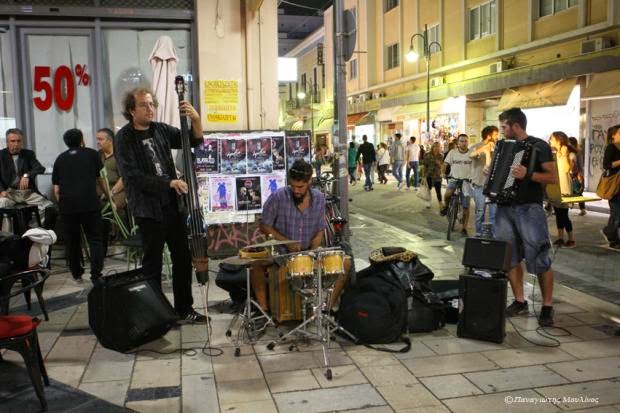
495;203;552;274
447;179;471;208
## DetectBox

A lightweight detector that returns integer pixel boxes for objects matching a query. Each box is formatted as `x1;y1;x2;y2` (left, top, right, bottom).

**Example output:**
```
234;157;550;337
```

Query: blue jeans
406;161;419;188
471;184;496;236
495;203;551;275
363;163;373;188
392;161;403;184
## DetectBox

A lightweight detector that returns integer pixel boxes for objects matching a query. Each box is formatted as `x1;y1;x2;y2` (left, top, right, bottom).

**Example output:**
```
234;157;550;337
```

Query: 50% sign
32;64;90;111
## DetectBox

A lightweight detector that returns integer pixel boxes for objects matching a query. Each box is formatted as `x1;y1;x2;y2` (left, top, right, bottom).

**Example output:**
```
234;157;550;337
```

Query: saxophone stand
266;249;357;380
223;256;276;357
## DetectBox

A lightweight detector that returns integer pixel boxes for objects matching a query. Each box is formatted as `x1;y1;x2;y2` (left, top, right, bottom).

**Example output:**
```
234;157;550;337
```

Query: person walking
377;142;390;184
405;136;421;191
549;131;576;248
422;142;444;209
601;124;620;250
469;126;498;236
568;137;586;216
347;141;357;185
390;133;405;190
355;135;376;191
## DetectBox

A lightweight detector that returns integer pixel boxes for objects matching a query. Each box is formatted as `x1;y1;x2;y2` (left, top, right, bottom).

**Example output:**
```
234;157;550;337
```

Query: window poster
195;137;220;173
220;137;247;174
209;175;235;212
235;176;262;212
285;133;311;170
260;173;286;205
247;135;273;173
271;135;286;170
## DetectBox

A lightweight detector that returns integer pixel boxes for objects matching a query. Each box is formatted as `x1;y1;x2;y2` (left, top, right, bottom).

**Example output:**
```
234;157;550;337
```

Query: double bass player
115;87;207;324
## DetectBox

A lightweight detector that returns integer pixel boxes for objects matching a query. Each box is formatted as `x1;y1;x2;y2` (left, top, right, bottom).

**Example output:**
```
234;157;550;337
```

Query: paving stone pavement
1;198;619;412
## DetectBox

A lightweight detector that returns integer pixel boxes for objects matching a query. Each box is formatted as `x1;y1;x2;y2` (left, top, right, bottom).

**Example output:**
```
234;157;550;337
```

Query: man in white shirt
441;134;473;236
405;136;421;191
469;126;498;236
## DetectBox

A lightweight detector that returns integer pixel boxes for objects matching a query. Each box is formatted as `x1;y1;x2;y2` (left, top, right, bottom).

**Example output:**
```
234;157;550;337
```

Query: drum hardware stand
266;250;357;380
225;265;276;357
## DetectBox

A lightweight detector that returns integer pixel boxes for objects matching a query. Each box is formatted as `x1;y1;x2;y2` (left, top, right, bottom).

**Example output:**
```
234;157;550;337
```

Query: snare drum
287;253;314;278
321;250;344;275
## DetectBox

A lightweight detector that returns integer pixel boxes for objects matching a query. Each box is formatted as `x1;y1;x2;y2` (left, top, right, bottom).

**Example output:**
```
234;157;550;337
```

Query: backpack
338;267;410;352
407;289;446;333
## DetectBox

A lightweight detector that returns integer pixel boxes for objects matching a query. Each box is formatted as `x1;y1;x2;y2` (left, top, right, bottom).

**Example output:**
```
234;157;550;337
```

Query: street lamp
297;81;315;145
406;24;442;141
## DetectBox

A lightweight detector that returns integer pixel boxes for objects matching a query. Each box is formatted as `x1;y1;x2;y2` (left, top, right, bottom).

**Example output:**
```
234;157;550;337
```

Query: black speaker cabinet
457;274;507;344
462;237;512;272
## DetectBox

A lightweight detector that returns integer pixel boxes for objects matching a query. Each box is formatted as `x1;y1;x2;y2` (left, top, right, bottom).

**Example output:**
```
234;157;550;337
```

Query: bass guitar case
88;268;178;352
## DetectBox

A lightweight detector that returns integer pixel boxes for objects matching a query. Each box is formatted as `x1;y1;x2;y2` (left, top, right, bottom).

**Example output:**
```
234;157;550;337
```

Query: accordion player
483;139;538;205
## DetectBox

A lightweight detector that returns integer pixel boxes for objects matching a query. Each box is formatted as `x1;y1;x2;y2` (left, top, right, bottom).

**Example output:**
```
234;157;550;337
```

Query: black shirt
603;143;620;174
514;136;554;205
355;142;376;165
52;147;103;214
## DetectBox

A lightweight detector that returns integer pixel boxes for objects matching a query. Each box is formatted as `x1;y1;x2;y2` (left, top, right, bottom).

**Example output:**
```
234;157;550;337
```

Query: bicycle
445;178;466;241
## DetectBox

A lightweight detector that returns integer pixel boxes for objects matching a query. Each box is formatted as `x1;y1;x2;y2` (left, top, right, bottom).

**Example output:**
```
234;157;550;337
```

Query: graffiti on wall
207;222;266;258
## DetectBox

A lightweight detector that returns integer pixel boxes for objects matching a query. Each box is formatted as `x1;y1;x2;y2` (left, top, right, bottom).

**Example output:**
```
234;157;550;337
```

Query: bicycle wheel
446;197;458;241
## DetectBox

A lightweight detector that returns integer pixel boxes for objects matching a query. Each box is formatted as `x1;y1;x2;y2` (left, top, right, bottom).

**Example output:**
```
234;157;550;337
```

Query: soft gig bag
88;268;178;352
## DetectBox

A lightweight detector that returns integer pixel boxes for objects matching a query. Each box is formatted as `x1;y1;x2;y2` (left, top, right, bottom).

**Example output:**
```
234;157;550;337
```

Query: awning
582;69;620;99
347;112;367;125
355;111;376;126
497;78;577;110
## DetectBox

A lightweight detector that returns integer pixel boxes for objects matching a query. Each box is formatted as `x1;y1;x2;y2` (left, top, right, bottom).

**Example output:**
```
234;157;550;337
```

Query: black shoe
505;299;529;317
552;239;565;247
538;305;554;327
178;309;208;324
461;229;468;236
607;242;620;251
439;207;448;216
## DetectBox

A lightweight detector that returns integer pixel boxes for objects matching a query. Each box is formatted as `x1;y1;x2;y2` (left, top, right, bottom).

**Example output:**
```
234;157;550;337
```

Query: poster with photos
260;173;286;205
285;132;311;170
197;175;210;215
247;136;273;173
208;175;235;212
271;135;286;170
235;176;262;212
194;138;219;173
220;137;247;174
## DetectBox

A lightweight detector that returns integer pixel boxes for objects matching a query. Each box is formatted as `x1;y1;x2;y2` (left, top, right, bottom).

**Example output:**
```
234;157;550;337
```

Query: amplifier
462;237;512;272
457;274;506;344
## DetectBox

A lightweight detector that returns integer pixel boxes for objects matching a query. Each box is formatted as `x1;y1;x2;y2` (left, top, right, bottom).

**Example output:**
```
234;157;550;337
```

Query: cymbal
247;239;300;248
222;256;275;267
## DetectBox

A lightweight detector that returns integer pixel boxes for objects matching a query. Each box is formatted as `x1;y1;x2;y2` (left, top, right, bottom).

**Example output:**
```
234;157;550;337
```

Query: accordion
483;139;537;205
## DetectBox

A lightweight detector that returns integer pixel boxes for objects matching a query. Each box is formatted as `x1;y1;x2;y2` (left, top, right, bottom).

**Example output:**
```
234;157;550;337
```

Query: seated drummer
251;159;350;312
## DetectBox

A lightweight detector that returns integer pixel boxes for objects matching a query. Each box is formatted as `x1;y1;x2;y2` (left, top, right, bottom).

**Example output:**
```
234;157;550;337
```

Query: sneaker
564;240;576;249
538;305;554;327
600;229;612;245
505;299;529;317
607;242;620;251
439;207;448;216
178;309;208;324
414;187;419;192
579;209;586;216
552;239;565;247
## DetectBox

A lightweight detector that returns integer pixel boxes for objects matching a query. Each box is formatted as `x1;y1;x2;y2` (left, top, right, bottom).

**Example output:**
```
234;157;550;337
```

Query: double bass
174;75;209;284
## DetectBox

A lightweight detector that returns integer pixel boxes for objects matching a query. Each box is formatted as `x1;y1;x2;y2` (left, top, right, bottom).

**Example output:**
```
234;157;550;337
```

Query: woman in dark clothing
422;142;444;209
549;132;576;248
601;124;620;250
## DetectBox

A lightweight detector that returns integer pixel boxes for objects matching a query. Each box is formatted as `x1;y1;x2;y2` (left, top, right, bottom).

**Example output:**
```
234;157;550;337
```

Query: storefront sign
204;80;238;123
32;64;90;111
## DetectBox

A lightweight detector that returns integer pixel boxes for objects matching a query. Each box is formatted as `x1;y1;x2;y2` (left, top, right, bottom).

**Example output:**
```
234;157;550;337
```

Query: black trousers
137;207;193;315
427;177;442;202
553;206;573;232
62;211;104;280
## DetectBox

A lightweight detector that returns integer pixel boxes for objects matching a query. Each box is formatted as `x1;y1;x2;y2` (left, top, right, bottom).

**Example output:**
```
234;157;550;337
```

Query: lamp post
297;81;315;147
406;24;442;142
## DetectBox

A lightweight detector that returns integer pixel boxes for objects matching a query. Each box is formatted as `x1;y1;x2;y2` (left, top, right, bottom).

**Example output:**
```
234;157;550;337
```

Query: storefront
0;2;195;181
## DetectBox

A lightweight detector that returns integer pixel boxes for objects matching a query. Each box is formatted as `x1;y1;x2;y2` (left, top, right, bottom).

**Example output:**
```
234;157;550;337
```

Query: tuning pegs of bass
175;75;185;96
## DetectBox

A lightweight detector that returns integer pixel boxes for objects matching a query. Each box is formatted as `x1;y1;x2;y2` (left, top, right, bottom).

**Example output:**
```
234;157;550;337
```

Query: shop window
384;0;398;13
539;0;578;17
349;59;358;80
469;1;497;41
102;29;192;131
0;29;16;146
385;43;399;70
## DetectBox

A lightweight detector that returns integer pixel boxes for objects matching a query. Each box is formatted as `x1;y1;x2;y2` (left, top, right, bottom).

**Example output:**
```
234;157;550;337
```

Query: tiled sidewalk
1;211;619;412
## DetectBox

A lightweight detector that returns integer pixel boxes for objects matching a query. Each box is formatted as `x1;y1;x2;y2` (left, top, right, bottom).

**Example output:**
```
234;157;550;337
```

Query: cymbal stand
226;266;275;356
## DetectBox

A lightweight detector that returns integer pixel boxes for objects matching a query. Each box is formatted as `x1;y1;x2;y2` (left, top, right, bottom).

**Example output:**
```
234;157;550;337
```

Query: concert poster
208;175;235;212
271;135;286;170
197;175;210;215
194;138;219;173
285;133;311;170
220;137;247;174
260;173;286;205
247;136;273;173
235;176;262;212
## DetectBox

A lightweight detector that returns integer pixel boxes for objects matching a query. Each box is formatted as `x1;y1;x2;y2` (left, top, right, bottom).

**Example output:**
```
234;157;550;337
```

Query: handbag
596;169;620;200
